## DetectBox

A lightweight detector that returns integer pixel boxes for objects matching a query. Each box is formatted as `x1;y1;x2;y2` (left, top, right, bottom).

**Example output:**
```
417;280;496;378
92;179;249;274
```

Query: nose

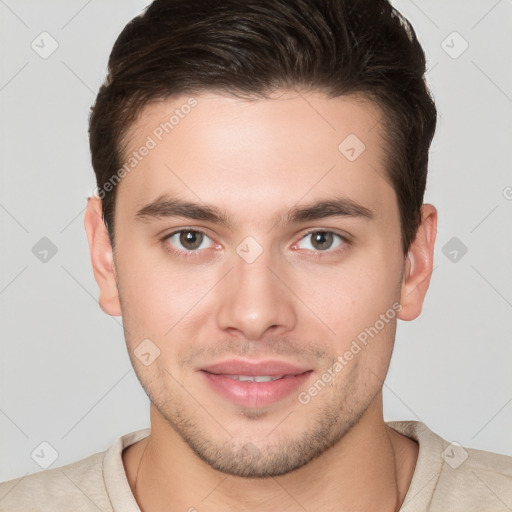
215;249;297;341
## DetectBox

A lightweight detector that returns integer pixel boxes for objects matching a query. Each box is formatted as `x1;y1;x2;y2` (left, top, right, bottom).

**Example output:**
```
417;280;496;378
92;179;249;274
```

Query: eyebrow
134;194;374;226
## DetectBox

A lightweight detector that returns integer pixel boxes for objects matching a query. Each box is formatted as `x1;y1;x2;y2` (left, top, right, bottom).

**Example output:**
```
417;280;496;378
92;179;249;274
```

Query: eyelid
292;229;350;252
299;227;349;240
162;226;215;242
161;227;220;255
160;227;350;257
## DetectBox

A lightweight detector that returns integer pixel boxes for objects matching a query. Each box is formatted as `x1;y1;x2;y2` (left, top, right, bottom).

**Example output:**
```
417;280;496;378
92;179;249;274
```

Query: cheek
116;246;219;340
292;249;402;344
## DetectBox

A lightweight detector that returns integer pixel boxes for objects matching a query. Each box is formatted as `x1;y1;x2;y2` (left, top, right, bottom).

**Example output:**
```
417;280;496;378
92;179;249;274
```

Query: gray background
0;0;511;482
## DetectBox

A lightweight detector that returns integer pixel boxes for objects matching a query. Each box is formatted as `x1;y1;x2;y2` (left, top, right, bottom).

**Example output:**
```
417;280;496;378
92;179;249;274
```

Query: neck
123;393;418;512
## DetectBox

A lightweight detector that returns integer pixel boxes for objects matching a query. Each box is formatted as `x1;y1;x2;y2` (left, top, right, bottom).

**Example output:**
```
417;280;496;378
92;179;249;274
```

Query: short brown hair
89;0;436;253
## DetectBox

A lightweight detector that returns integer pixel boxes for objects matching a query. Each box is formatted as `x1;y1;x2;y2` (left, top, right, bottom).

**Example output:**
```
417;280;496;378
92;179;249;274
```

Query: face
89;91;421;477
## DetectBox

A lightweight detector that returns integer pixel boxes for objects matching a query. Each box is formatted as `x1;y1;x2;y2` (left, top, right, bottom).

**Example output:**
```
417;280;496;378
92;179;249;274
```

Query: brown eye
166;230;212;252
296;231;344;252
179;230;203;250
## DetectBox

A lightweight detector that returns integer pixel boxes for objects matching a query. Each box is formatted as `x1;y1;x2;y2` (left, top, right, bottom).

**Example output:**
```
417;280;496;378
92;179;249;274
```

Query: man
1;0;510;510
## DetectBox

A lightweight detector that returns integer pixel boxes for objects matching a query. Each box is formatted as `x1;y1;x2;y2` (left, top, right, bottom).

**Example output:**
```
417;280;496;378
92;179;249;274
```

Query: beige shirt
1;421;511;511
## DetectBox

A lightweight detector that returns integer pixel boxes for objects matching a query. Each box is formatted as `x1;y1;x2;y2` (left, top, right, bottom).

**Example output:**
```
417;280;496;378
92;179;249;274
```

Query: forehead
116;91;394;223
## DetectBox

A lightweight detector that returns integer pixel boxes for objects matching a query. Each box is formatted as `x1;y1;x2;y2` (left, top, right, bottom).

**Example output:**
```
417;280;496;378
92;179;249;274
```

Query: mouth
199;359;314;408
220;374;291;382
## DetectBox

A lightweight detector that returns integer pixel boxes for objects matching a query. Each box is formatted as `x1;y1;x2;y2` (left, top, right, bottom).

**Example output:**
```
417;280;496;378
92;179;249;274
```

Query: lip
201;359;311;377
199;359;313;408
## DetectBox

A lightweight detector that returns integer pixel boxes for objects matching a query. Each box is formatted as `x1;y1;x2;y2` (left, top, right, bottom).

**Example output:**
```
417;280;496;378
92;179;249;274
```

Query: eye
165;230;215;252
295;231;345;252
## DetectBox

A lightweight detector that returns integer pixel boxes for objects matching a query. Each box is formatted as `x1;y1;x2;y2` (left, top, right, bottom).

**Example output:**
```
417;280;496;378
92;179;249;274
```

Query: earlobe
83;196;122;316
398;204;437;321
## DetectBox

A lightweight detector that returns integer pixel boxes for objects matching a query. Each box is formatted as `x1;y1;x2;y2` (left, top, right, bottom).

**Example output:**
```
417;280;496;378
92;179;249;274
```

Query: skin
84;90;437;511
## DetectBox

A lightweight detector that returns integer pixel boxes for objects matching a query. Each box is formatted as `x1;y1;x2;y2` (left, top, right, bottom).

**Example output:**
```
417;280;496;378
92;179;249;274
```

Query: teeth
226;375;284;382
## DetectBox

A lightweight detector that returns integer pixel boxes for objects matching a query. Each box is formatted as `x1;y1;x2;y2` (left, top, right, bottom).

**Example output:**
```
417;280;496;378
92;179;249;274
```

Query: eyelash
161;229;218;259
160;228;349;258
294;229;349;256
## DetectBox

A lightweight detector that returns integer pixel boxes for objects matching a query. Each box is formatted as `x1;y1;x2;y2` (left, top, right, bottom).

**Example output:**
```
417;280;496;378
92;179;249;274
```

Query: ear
398;203;437;321
83;196;122;316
